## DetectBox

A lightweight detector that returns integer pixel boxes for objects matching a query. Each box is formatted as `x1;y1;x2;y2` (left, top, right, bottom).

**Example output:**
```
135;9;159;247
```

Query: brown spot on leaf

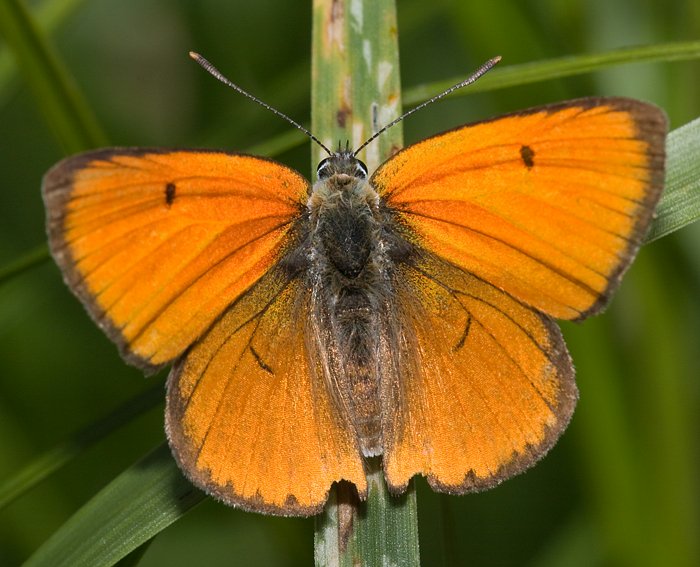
337;105;352;127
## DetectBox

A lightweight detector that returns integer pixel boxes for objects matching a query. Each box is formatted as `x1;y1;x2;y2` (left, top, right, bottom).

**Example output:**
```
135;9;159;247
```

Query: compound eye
355;159;368;179
317;158;332;179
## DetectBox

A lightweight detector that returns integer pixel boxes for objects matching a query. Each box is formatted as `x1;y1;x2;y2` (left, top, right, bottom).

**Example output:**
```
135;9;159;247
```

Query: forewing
43;148;308;370
166;267;366;515
383;253;577;493
373;98;666;320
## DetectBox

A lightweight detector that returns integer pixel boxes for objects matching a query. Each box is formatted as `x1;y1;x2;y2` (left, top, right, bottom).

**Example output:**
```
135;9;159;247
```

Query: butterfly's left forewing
43;149;307;370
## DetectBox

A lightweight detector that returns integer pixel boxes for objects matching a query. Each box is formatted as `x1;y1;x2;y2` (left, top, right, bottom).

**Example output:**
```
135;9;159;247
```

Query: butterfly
42;54;667;516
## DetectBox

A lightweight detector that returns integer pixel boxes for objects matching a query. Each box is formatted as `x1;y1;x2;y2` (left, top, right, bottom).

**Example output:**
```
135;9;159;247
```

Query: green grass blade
23;444;205;567
403;40;700;105
0;244;48;286
310;0;404;169
0;384;162;510
315;460;419;567
647;116;700;242
0;0;87;106
0;0;106;152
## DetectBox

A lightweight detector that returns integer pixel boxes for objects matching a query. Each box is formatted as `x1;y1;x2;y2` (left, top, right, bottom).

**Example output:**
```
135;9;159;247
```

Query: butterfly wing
383;253;576;492
43;148;308;370
45;147;366;514
373;98;667;320
376;97;665;492
166;266;367;515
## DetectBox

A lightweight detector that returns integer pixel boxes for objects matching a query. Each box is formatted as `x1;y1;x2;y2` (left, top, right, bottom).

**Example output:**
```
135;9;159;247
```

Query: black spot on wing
520;145;535;169
165;182;176;206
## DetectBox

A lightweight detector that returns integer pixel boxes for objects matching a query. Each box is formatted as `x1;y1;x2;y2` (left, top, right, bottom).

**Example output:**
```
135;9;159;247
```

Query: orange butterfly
42;55;666;516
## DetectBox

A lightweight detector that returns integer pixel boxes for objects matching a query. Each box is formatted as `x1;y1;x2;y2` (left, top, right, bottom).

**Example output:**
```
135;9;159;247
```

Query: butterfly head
308;149;376;214
317;151;368;182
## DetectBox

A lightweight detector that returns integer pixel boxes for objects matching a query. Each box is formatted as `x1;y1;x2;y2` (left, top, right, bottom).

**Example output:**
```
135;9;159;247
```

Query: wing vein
403;210;602;298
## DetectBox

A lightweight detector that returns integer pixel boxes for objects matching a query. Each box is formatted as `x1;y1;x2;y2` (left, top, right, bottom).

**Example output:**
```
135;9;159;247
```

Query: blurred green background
1;0;698;565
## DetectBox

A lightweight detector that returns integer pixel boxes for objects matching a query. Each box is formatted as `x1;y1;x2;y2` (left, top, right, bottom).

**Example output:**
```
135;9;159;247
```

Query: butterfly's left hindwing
42;149;309;371
166;266;367;515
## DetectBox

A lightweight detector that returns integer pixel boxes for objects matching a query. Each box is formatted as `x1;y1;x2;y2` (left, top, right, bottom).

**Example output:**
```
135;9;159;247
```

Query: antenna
353;56;502;156
189;51;334;156
191;52;501;159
